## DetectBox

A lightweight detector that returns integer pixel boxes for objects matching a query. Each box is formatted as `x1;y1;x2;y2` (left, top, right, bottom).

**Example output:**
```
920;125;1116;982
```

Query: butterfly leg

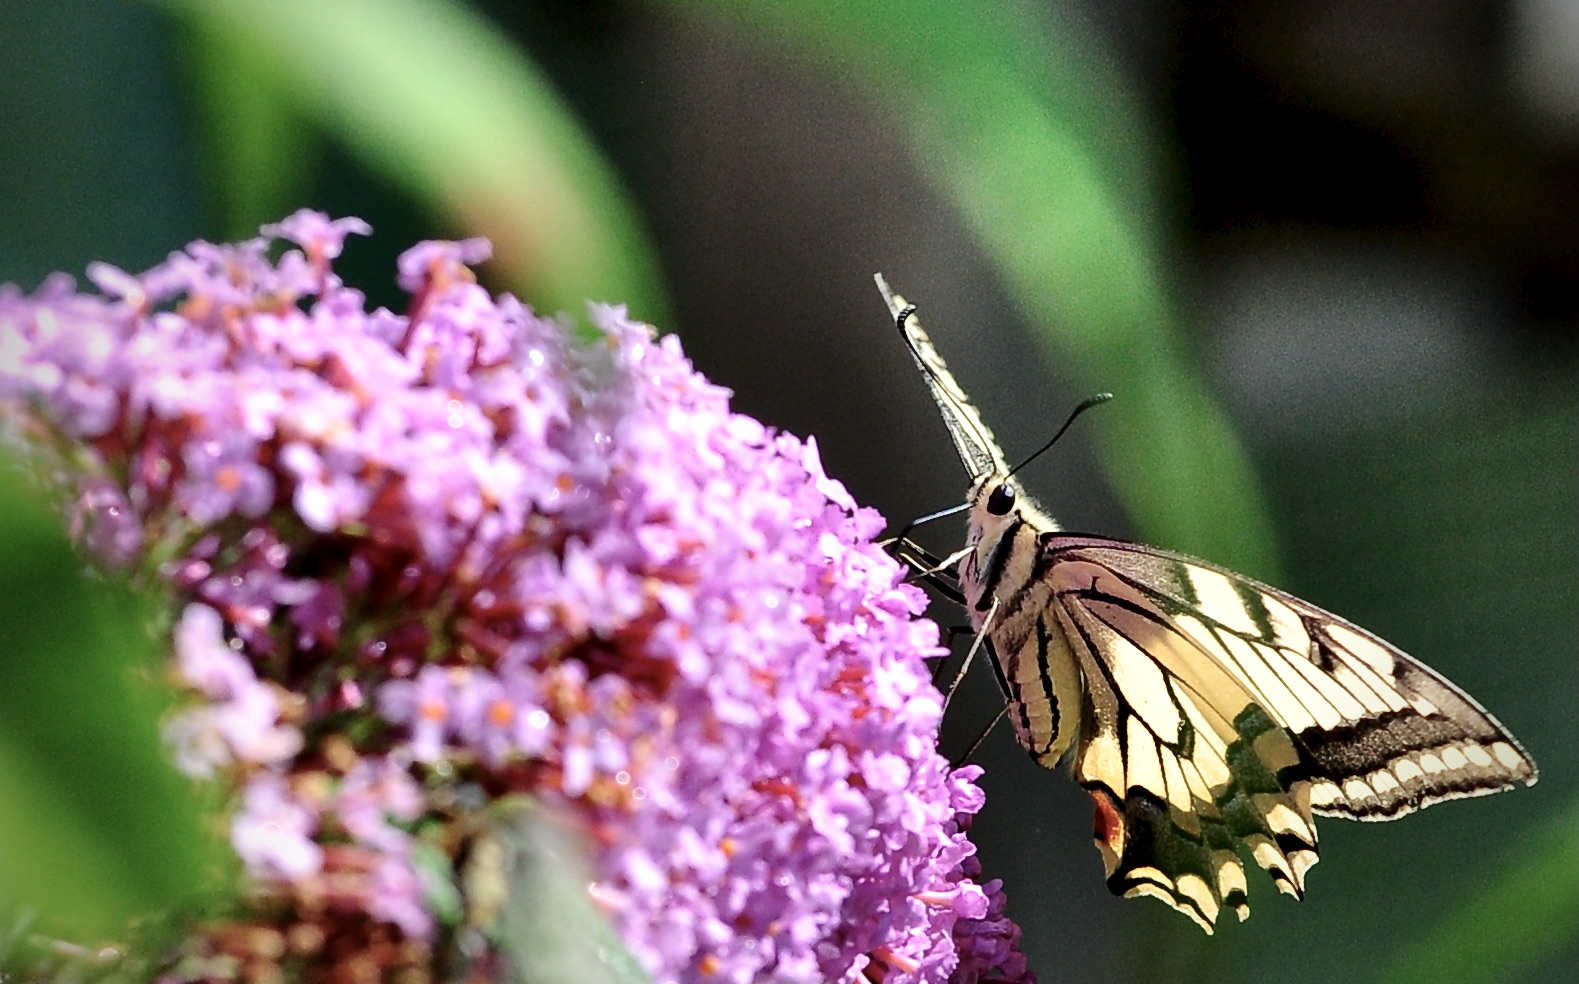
951;632;1021;768
941;596;998;714
884;501;970;556
887;534;1014;766
886;535;967;604
933;623;976;687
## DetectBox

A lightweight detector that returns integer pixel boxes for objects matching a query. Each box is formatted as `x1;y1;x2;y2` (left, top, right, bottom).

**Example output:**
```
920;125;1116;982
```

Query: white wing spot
1249;837;1298;896
1492;742;1525;771
1175;874;1220;927
1310;780;1344;808
1217;857;1248;900
1343;777;1376;803
1326;623;1395;676
1262;802;1313;842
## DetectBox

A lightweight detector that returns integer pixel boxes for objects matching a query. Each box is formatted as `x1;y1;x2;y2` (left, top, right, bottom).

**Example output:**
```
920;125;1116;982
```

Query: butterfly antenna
875;275;943;391
1005;392;1114;481
886;501;969;548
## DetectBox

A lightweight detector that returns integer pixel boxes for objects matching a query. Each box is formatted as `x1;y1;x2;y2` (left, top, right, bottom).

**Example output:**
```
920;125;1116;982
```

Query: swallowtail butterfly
878;275;1537;932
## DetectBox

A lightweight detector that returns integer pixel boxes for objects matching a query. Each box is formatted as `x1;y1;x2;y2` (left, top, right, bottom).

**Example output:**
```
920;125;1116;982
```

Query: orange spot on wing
1092;789;1123;849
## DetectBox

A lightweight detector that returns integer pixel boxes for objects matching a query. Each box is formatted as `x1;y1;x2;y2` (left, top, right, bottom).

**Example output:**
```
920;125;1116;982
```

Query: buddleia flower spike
0;218;1040;984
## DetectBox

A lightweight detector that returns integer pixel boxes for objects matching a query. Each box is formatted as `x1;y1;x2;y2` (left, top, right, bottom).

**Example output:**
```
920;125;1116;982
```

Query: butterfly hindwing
1047;544;1318;930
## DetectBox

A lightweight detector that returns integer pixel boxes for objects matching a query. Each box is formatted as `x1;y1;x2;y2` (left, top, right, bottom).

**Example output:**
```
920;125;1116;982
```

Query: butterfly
876;274;1538;933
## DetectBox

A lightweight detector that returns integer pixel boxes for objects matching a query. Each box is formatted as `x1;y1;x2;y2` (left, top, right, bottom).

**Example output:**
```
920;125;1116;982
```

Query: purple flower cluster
0;212;1034;983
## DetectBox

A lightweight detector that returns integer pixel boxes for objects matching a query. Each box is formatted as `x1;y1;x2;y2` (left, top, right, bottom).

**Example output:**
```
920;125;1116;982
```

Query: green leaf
0;461;223;939
679;0;1278;576
151;0;670;328
1371;803;1579;984
476;798;651;984
177;14;320;241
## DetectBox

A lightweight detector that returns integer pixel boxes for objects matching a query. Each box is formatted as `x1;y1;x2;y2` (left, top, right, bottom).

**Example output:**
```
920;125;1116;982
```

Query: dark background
1;2;1573;982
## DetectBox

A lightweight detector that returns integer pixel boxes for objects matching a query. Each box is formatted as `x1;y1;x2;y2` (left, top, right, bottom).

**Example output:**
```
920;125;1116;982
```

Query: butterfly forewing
876;274;1008;479
1061;539;1537;815
882;277;1538;934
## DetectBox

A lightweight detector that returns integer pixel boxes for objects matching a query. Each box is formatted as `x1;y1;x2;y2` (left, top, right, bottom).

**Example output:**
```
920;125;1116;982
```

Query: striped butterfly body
877;275;1537;933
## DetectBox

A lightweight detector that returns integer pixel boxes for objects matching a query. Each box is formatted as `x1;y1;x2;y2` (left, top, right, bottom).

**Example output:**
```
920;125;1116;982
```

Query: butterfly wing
876;274;1008;480
1041;534;1537;932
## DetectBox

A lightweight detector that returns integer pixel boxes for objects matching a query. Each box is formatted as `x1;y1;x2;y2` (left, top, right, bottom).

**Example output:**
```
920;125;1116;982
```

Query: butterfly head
959;471;1058;612
968;467;1057;526
967;471;1023;536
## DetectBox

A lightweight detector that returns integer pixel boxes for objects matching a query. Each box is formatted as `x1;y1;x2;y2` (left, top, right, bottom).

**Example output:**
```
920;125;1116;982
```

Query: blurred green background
0;1;1573;981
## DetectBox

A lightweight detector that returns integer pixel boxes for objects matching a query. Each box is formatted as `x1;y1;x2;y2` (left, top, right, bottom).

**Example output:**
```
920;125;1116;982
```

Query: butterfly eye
986;483;1016;516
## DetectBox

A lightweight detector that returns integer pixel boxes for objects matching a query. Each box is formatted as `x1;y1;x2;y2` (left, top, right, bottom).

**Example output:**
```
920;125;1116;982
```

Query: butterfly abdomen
963;488;1084;769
